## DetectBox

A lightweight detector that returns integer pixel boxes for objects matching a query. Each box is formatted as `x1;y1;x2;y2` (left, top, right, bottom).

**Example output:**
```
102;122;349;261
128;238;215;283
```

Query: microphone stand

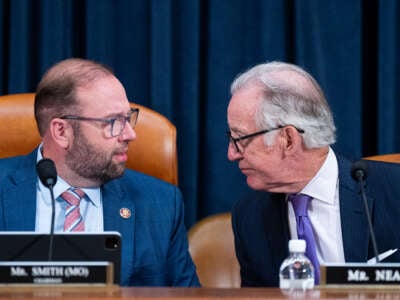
48;185;56;261
36;158;58;262
356;174;380;263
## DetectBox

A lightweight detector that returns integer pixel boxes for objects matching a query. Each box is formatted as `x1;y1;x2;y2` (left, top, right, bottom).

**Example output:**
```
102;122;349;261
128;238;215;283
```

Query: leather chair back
188;212;241;288
364;153;400;164
0;93;178;185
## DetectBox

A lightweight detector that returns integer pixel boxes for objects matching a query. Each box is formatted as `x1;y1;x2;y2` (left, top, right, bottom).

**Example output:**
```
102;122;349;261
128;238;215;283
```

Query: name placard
0;261;114;285
320;263;400;287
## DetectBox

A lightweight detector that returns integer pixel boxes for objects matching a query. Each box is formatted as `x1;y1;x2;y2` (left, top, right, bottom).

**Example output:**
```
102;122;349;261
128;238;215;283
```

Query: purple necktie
289;193;320;284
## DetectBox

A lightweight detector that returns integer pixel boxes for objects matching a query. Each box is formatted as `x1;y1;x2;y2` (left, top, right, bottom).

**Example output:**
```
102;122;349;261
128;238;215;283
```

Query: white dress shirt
35;145;103;232
288;147;345;263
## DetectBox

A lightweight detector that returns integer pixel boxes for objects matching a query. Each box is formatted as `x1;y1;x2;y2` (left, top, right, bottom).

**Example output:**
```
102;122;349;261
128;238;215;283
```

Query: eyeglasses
60;108;139;138
226;125;305;153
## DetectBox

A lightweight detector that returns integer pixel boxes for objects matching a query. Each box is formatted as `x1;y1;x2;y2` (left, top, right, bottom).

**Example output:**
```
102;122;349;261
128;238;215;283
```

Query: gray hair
230;61;336;148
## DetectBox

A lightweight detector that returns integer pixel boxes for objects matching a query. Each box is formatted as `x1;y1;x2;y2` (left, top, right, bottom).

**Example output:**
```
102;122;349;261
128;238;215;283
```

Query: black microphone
351;160;380;263
36;158;58;261
37;158;57;188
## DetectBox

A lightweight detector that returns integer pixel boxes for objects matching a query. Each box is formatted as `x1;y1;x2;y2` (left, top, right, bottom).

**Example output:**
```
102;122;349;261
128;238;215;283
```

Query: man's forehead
228;87;262;131
229;86;263;110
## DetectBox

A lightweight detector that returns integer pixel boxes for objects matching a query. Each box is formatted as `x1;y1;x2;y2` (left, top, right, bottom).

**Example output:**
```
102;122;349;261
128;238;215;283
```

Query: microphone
351;160;380;263
36;158;58;261
37;158;57;188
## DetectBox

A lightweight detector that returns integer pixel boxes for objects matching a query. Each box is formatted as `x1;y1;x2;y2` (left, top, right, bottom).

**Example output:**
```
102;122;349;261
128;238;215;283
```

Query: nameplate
320;263;400;286
0;261;114;285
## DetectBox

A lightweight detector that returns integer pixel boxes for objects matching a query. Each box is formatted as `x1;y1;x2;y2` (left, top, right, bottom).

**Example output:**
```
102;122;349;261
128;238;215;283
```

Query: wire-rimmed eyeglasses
226;125;305;153
60;107;139;138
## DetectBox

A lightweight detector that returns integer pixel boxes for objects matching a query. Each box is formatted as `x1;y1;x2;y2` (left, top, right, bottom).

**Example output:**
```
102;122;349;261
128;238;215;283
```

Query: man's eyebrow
100;111;129;118
229;128;247;137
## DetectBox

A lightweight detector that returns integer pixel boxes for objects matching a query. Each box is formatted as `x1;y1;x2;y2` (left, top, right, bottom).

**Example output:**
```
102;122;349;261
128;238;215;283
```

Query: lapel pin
119;208;131;219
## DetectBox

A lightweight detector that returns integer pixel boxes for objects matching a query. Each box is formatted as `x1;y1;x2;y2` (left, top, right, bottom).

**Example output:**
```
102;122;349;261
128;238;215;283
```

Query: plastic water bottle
279;239;314;293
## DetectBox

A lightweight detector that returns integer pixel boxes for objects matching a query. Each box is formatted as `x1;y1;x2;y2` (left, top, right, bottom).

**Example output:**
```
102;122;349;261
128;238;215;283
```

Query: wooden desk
0;287;400;299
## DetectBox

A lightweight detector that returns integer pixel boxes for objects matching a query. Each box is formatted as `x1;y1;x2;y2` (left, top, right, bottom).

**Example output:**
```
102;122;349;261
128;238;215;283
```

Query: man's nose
120;123;136;142
227;142;242;161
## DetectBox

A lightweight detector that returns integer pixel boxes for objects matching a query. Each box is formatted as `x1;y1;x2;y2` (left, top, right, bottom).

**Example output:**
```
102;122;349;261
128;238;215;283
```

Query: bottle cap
289;239;306;252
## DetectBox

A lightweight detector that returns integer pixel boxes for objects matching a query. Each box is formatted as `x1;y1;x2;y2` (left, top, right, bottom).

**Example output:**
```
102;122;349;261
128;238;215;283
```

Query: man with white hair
227;61;400;286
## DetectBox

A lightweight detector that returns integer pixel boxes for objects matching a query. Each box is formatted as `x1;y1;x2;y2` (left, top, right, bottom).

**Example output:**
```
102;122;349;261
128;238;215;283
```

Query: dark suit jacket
0;150;200;287
232;154;400;286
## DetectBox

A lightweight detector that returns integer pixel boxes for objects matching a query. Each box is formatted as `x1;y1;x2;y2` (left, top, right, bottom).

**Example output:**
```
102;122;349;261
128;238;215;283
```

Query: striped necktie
61;188;85;232
289;193;320;284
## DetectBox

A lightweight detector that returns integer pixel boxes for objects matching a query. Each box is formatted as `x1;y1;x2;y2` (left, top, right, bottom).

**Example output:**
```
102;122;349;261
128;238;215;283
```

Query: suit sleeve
166;187;200;287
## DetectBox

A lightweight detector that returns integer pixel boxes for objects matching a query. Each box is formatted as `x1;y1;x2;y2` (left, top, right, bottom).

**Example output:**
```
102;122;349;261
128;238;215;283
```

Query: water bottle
279;239;314;292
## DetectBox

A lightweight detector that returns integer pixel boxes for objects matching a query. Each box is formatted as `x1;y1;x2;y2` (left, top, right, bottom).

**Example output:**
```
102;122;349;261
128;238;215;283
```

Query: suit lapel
264;193;290;275
2;152;37;231
102;179;135;238
338;156;370;262
102;180;136;283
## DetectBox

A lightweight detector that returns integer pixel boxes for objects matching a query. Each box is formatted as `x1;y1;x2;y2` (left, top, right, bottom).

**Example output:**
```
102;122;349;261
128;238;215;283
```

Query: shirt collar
300;147;338;204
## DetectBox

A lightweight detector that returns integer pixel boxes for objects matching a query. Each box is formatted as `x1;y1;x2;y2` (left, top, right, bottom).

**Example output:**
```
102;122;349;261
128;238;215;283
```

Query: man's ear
48;118;73;149
281;126;303;153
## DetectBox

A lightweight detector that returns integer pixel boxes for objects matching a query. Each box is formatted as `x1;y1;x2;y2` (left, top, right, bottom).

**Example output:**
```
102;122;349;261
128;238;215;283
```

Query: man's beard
65;130;126;184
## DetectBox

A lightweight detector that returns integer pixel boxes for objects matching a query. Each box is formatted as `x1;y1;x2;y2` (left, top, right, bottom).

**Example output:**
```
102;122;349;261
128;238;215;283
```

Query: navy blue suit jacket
232;155;400;286
0;150;200;287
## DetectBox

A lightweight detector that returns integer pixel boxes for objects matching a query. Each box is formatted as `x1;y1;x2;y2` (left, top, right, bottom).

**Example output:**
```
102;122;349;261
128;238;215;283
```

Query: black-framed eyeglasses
60;108;139;138
226;125;305;153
